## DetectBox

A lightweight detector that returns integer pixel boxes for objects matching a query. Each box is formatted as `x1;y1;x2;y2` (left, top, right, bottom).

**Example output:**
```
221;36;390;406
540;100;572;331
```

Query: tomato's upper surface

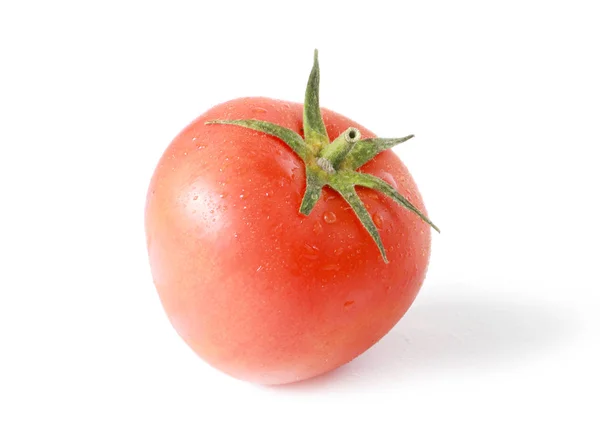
145;97;431;385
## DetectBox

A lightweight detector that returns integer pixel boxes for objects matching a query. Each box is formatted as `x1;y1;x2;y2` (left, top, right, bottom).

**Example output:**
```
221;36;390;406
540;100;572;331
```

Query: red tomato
145;97;432;384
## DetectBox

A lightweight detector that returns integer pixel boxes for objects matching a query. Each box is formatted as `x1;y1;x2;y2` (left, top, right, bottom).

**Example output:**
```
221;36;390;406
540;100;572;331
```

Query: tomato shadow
276;285;577;392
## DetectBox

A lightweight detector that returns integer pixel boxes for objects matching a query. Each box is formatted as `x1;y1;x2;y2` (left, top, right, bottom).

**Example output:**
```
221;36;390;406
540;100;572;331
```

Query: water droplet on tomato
380;172;398;189
256;265;263;272
334;247;344;256
193;195;198;201
322;264;340;272
373;213;383;228
234;232;239;239
303;243;319;253
302;243;320;260
313;222;323;235
323;211;337;224
344;300;355;308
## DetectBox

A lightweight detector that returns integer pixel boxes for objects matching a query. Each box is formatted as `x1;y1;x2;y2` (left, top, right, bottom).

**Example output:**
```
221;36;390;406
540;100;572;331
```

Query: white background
1;1;599;427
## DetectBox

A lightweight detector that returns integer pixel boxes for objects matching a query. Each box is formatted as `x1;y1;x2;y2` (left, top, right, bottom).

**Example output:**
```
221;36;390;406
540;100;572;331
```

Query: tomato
145;51;436;385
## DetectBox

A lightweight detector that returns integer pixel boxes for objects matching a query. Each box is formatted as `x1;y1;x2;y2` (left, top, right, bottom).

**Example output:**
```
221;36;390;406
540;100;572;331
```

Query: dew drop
313;222;323;235
334;247;344;256
193;195;198;201
234;232;239;239
302;243;320;260
380;172;398;189
373;213;384;229
240;194;245;199
256;265;263;272
303;243;319;253
323;211;337;224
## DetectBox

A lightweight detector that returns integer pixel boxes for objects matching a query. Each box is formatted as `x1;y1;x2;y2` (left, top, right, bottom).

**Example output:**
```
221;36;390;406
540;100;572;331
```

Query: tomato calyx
207;50;439;263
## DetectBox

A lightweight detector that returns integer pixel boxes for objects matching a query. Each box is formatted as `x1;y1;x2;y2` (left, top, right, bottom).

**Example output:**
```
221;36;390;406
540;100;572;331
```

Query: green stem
319;127;361;169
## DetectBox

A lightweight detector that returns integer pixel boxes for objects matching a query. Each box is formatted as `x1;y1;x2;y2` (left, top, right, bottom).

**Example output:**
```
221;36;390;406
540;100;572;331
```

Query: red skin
145;97;431;385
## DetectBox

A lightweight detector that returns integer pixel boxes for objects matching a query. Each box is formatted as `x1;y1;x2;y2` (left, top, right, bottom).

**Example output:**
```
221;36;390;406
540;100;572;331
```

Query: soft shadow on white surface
278;288;576;391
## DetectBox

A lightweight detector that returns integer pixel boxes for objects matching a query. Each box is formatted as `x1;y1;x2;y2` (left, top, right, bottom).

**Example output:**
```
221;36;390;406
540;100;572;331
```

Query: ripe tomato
145;52;435;385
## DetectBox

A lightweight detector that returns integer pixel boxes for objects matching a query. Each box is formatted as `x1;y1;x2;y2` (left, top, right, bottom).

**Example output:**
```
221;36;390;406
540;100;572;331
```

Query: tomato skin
145;97;431;385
